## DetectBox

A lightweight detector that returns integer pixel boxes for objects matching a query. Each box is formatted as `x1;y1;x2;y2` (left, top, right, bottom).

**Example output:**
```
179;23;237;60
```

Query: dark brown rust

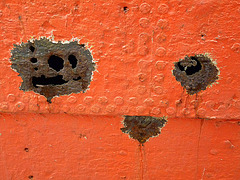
10;38;95;103
121;116;167;144
173;54;219;95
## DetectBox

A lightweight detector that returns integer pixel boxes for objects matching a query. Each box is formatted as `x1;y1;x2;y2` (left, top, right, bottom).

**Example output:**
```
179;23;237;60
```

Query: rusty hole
29;46;35;52
30;58;37;63
28;175;33;179
173;54;219;95
10;38;95;103
121;116;167;144
24;148;29;152
123;6;129;13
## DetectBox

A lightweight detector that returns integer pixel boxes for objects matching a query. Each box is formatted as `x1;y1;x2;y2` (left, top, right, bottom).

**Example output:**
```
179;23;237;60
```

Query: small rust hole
123;6;129;13
173;54;219;95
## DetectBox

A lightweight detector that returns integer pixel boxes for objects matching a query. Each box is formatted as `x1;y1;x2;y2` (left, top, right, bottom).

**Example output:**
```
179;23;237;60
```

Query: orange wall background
0;0;240;179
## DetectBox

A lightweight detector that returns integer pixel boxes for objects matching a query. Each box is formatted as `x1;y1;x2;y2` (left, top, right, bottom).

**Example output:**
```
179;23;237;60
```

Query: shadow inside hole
24;148;29;152
32;75;68;88
178;57;202;75
48;55;64;72
29;46;35;52
30;58;37;63
68;55;78;68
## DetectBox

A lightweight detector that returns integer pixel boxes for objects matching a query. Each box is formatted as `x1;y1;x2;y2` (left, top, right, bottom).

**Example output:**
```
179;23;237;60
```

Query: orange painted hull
0;0;239;179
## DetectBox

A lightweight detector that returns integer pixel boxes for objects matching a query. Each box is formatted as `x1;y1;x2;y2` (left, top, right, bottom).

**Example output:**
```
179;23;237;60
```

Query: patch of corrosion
173;54;219;95
121;116;167;144
10;38;95;103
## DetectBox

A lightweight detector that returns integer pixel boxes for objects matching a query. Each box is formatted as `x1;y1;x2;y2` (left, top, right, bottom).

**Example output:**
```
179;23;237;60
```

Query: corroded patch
10;38;95;103
121;116;167;143
173;54;219;95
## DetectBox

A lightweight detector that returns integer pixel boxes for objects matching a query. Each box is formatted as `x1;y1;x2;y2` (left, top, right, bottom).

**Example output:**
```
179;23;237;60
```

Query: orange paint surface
0;114;239;179
0;0;240;179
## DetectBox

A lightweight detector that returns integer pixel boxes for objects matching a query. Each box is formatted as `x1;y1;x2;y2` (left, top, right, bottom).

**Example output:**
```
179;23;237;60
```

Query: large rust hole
121;116;167;144
10;38;95;103
173;54;219;95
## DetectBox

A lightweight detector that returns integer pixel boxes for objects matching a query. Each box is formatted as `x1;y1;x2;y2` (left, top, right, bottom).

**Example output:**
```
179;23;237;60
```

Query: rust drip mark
173;54;219;95
121;116;167;144
10;38;95;103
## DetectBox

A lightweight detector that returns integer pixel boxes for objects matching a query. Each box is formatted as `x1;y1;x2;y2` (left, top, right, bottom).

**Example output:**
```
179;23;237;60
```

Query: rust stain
121;116;167;144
